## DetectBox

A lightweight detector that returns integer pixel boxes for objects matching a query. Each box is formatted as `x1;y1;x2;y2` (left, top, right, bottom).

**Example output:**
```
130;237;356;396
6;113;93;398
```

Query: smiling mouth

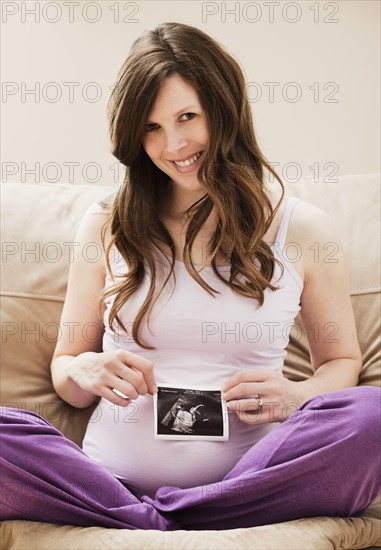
171;151;203;167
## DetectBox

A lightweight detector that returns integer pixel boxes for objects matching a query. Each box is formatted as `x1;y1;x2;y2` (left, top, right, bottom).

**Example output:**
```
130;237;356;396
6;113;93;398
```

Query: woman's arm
51;203;157;409
221;202;362;424
50;203;109;408
289;202;362;401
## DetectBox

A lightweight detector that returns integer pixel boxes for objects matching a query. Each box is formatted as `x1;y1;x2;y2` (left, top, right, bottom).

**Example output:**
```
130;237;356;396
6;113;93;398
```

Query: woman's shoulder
286;195;343;285
81;202;111;244
266;190;338;284
287;196;336;241
78;202;114;274
264;190;327;245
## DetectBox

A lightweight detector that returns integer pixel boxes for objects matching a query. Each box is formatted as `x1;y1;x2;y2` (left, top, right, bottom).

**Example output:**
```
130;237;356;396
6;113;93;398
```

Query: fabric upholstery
1;497;380;550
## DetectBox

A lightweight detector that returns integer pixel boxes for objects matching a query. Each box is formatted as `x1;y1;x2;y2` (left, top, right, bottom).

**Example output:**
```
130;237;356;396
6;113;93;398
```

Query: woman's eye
144;113;196;133
144;123;158;133
181;112;196;121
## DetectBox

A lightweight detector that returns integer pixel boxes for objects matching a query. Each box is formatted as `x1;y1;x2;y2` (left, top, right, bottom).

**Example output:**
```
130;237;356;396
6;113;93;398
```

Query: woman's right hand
66;349;157;407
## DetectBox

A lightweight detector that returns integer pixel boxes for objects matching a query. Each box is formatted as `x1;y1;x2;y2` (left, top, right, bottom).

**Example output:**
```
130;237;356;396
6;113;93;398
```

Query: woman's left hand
221;369;305;425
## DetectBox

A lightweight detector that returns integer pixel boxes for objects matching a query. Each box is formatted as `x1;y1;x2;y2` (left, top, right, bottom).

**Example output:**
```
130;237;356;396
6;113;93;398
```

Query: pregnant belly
82;394;278;499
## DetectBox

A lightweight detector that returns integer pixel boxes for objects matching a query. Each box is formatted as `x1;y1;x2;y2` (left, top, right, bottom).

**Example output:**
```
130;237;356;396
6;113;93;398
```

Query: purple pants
1;386;380;531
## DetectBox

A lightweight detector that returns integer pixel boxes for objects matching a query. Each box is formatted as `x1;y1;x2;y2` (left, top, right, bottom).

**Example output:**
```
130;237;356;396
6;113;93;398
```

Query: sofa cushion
1;495;380;549
1;183;114;445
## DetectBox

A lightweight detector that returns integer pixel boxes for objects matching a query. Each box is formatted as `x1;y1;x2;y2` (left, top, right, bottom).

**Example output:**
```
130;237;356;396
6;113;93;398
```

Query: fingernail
152;385;158;394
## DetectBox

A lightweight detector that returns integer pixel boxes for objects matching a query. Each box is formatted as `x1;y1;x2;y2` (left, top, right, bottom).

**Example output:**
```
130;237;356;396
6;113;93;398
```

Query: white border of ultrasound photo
153;383;229;441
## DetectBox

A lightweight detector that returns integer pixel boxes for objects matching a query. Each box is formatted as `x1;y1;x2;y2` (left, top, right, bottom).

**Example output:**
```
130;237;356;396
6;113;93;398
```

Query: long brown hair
99;21;285;349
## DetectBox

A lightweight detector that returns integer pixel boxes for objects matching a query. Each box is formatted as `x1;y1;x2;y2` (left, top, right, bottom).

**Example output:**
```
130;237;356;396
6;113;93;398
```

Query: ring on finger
255;396;264;410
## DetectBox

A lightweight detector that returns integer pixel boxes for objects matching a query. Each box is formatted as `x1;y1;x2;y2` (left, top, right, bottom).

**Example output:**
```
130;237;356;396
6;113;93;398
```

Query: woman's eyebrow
146;104;200;123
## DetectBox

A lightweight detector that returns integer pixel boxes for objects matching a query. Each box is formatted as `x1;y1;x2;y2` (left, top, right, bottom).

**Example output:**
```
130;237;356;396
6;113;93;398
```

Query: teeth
174;151;202;167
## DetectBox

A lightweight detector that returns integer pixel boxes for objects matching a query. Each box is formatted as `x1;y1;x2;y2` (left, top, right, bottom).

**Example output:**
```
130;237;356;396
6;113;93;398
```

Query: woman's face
141;75;209;194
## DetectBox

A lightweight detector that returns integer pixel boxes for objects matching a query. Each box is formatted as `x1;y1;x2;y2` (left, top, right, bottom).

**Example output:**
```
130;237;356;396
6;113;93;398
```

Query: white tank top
82;196;303;498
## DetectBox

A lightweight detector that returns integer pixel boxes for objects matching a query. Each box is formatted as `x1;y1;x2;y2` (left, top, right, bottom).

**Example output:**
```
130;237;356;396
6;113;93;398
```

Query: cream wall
1;0;379;186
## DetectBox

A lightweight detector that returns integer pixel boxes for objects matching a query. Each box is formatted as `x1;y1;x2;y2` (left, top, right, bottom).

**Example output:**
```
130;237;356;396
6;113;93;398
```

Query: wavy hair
98;21;285;349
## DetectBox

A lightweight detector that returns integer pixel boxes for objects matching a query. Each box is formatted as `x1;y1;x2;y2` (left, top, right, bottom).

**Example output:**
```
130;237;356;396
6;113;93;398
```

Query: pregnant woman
1;21;380;531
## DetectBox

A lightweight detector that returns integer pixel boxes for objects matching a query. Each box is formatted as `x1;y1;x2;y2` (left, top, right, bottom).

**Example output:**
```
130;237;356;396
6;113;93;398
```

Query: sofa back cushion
1;175;380;445
1;183;114;444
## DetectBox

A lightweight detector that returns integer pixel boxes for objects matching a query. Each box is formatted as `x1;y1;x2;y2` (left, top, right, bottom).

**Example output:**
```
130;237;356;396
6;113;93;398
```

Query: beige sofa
1;174;380;549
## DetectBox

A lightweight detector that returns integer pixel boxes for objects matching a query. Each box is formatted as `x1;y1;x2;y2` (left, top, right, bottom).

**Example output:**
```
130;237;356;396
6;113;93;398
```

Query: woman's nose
163;128;188;155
